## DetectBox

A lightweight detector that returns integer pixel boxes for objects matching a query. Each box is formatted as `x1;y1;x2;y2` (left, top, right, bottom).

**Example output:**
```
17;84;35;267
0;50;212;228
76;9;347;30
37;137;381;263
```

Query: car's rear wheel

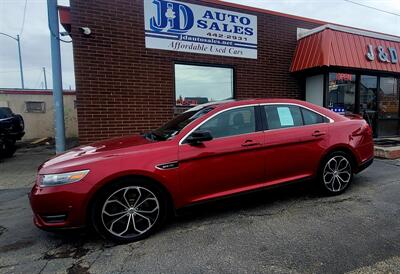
91;179;167;243
319;152;353;195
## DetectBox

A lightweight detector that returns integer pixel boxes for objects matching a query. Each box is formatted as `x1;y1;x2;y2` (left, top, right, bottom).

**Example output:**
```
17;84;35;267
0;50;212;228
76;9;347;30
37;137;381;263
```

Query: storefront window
378;77;400;136
360;76;378;131
379;77;399;119
175;64;234;107
327;73;356;114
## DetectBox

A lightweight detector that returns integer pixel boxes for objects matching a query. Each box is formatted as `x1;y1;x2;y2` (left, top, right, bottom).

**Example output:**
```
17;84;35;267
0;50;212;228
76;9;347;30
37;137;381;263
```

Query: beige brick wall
0;91;78;141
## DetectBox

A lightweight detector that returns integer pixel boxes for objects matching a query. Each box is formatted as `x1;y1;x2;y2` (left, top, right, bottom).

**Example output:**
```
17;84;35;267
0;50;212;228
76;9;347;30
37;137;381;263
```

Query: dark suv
0;107;25;157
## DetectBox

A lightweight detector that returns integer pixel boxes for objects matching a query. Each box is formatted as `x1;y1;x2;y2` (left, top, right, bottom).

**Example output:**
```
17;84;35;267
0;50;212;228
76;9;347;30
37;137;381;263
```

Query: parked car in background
0;107;25;158
30;99;374;243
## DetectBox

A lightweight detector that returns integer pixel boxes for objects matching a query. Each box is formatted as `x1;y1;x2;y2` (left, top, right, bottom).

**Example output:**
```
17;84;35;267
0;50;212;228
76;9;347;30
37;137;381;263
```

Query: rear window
301;108;328;125
0;108;12;119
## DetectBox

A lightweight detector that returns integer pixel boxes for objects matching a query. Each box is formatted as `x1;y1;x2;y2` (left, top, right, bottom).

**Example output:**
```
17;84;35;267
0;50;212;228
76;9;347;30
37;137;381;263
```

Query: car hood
39;135;152;174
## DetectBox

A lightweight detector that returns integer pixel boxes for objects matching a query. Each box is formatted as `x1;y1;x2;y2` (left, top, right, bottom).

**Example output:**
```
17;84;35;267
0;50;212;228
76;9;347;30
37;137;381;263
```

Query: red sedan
30;99;374;243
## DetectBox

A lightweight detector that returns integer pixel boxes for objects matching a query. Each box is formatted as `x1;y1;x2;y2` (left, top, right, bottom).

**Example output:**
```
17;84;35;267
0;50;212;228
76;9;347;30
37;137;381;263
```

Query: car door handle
241;140;261;147
312;131;326;137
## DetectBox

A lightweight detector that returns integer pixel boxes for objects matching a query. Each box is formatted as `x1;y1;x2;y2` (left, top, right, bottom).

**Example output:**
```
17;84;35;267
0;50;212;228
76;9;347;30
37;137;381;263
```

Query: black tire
318;151;354;196
1;141;16;158
91;178;168;244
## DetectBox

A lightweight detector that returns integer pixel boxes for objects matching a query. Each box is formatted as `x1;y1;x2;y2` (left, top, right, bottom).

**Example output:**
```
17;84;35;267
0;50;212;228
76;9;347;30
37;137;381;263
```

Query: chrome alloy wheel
101;186;160;238
323;156;352;192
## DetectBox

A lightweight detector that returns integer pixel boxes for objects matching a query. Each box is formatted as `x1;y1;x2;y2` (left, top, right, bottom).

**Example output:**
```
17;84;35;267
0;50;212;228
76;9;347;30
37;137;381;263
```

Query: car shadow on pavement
173;164;379;228
172;180;320;224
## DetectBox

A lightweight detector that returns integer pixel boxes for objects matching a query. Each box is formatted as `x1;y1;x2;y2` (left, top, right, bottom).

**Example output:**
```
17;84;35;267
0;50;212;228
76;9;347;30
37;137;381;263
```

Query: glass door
327;73;356;114
360;75;378;136
378;77;400;137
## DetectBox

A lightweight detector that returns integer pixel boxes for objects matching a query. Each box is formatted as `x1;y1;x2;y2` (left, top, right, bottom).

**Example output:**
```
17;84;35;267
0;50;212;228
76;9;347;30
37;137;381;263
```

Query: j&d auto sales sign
144;0;258;59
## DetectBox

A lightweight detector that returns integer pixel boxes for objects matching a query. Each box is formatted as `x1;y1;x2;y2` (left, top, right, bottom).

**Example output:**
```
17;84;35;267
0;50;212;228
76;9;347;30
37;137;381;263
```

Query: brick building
62;0;400;143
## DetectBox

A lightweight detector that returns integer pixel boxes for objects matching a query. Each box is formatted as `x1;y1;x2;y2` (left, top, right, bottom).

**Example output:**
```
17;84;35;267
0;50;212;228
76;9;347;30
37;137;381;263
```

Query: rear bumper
10;131;25;140
355;157;374;173
0;131;25;141
14;131;25;140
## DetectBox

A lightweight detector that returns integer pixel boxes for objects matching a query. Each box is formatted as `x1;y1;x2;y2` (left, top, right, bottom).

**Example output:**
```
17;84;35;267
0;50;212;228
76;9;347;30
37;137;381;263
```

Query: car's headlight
39;170;90;187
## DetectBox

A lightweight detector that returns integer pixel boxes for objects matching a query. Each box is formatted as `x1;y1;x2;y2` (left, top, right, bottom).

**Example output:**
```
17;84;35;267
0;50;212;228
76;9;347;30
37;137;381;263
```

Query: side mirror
186;130;213;145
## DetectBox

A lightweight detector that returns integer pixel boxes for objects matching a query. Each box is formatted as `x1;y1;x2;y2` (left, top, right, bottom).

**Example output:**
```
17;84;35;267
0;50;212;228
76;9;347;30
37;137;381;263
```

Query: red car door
178;106;265;204
262;105;330;185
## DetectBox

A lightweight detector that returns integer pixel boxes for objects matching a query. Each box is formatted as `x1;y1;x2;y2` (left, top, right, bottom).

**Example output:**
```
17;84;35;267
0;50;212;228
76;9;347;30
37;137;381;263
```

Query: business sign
144;0;258;59
366;44;398;64
335;73;353;82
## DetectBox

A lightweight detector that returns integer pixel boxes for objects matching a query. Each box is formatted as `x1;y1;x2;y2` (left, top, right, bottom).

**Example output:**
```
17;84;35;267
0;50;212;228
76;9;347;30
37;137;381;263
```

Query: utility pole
16;35;25;89
42;67;48;90
0;32;24;89
47;0;66;153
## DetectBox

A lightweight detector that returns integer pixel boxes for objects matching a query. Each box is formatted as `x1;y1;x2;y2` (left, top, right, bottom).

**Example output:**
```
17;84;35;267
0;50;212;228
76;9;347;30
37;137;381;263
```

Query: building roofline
297;24;400;43
0;89;76;96
60;0;400;41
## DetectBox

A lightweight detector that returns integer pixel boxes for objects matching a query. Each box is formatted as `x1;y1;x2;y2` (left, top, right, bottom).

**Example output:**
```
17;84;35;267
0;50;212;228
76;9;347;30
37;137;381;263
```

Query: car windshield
144;106;215;141
0;108;12;119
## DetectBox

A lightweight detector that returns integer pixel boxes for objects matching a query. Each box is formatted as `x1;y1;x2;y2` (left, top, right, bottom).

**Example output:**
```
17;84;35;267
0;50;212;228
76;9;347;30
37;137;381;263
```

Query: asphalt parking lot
0;145;400;274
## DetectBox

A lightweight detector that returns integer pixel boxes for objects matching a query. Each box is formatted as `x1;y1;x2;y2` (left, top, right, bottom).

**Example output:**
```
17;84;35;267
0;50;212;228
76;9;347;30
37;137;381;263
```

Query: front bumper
29;182;90;230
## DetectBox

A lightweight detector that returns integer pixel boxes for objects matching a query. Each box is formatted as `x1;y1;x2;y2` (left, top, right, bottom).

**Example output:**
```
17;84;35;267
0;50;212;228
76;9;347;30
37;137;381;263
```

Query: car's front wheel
91;179;167;243
319;152;353;195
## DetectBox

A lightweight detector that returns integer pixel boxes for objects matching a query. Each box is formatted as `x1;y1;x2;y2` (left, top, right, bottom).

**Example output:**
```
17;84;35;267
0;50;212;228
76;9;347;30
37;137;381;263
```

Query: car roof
191;98;319;109
188;98;302;110
189;98;346;122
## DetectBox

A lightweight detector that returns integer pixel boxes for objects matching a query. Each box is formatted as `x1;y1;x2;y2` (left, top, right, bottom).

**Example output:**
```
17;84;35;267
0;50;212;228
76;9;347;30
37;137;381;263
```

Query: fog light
41;214;67;223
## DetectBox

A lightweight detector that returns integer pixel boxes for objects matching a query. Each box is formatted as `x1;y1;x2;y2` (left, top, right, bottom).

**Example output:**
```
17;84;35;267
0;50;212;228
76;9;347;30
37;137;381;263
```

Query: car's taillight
365;124;373;137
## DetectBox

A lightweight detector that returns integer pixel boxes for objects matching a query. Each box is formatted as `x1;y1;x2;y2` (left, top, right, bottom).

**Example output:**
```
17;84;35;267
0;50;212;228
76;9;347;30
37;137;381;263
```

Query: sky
0;0;72;90
0;0;399;90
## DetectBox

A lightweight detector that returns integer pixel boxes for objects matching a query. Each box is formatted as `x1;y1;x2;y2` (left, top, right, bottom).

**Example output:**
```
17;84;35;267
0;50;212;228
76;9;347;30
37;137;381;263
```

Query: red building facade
66;0;400;143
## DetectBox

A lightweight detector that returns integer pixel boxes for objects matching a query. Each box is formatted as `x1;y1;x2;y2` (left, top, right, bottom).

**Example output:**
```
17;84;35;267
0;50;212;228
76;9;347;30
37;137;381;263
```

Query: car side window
301;108;328;125
264;105;303;130
198;107;256;139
